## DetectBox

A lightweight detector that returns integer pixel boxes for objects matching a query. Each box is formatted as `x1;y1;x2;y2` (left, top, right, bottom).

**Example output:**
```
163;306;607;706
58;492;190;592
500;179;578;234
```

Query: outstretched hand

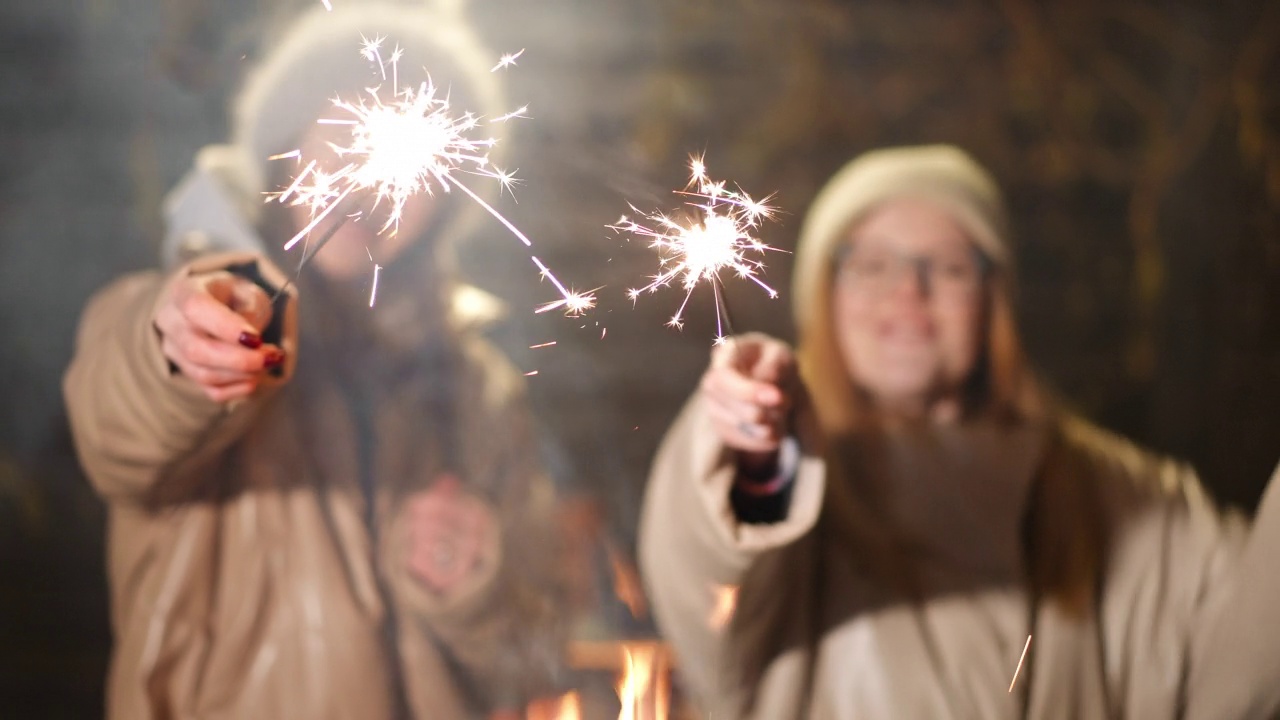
154;267;283;403
699;333;799;472
406;475;497;596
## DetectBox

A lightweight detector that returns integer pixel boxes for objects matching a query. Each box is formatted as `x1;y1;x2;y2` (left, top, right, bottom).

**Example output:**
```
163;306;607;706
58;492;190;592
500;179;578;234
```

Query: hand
154;266;283;403
700;333;798;469
406;475;496;595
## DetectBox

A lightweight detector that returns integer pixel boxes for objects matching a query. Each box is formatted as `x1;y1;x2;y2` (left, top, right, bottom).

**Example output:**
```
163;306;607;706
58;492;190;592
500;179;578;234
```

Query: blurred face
286;120;438;281
831;198;987;418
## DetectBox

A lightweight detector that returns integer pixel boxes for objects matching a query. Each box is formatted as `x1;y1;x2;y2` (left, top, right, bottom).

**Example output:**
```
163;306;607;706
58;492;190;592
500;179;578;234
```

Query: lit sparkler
612;155;779;339
271;41;592;314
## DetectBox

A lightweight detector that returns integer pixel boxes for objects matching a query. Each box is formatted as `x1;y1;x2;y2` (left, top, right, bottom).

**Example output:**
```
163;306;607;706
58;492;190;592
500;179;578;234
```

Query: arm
1183;461;1280;720
1062;419;1252;717
63;253;294;502
638;393;826;708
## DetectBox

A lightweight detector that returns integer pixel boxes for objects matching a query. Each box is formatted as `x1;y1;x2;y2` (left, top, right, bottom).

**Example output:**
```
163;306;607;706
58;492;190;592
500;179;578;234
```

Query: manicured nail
264;349;285;368
238;331;262;349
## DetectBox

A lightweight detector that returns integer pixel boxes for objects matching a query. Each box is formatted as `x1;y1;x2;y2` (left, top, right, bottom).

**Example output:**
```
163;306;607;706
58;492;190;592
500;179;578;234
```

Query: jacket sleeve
1071;417;1261;718
62;253;295;504
637;394;826;707
388;339;568;712
1182;461;1280;720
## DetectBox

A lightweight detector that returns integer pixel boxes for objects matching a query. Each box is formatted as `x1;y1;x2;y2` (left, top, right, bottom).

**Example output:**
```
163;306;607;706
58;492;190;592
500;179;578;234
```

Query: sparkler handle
269;200;361;303
712;277;738;339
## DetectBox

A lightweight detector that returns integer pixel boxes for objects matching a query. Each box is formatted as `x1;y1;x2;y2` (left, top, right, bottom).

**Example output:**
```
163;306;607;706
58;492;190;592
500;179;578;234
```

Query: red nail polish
264;349;285;368
238;331;262;349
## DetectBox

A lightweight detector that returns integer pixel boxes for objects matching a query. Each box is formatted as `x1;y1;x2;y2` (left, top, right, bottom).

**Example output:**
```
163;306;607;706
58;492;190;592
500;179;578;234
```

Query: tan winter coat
64;253;563;720
641;398;1280;719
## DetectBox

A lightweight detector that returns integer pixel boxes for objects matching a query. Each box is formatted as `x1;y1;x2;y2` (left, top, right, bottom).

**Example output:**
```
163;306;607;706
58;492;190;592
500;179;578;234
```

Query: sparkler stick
613;155;779;342
272;39;592;314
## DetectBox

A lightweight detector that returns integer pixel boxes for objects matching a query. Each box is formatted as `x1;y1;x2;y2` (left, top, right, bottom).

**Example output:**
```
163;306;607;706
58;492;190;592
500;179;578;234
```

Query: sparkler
271;40;592;314
612;155;780;341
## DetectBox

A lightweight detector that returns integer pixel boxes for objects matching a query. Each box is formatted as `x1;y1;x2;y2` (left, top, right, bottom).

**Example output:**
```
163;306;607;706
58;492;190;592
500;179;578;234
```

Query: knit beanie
792;145;1012;336
231;2;505;200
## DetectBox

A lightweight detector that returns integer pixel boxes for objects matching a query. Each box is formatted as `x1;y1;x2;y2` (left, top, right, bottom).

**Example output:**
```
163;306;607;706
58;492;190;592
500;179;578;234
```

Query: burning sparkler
612;156;780;340
271;40;592;314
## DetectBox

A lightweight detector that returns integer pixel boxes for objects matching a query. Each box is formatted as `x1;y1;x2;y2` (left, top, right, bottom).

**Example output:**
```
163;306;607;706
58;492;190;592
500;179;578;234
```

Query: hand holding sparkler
154;263;287;403
700;333;798;471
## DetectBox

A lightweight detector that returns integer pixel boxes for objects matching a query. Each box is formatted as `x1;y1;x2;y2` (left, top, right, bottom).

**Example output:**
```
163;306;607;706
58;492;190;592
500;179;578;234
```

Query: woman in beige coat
640;145;1280;719
63;5;564;719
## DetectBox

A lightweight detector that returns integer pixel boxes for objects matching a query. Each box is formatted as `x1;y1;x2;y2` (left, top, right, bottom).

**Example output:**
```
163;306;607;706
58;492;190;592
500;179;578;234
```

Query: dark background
2;0;1277;716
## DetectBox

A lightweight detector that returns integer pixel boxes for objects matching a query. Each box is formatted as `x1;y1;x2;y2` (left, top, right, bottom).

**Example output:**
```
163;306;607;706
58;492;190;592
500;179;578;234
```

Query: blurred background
1;0;1277;716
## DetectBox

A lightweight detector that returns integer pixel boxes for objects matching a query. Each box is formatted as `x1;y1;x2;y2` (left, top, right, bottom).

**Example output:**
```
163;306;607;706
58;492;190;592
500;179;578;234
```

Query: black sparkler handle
269;193;367;303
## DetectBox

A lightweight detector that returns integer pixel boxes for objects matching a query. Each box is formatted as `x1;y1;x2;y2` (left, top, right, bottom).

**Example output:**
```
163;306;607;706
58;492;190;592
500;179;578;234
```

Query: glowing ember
613;155;780;337
273;41;592;315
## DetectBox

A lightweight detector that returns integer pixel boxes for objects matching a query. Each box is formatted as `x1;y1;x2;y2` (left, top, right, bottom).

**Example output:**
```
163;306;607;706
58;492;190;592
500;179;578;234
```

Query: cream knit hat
792;145;1012;333
230;2;505;199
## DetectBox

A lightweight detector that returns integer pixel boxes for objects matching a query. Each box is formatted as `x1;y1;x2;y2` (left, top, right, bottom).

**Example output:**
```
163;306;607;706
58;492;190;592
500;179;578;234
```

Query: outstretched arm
63;252;294;502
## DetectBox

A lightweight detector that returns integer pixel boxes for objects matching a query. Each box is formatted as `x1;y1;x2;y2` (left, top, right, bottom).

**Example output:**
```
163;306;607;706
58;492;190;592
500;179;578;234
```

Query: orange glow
617;643;669;720
605;542;648;620
526;691;581;720
708;584;739;631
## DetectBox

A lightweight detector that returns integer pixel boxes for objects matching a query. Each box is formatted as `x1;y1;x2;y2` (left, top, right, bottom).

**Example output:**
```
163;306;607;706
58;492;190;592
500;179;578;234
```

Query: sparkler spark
490;48;525;72
1009;634;1032;693
612;155;780;337
273;41;590;314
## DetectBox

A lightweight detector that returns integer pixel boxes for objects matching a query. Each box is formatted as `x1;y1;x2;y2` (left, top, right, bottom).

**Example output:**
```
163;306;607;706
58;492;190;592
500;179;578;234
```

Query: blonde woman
640;145;1280;719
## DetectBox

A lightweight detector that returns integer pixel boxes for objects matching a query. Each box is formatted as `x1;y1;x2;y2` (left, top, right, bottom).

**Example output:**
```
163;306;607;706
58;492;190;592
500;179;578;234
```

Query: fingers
177;272;269;344
703;334;798;452
155;268;287;402
704;391;786;452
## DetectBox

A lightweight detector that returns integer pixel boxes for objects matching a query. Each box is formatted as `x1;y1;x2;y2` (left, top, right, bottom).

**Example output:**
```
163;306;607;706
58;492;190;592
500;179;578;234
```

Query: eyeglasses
833;244;989;299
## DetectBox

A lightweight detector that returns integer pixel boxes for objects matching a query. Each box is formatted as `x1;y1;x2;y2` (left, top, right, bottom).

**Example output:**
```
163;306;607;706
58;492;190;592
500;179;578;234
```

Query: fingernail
238;331;262;349
264;349;285;368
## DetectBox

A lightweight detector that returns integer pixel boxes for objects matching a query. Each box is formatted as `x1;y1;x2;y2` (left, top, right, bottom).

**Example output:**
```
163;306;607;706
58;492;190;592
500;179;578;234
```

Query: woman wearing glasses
639;145;1280;719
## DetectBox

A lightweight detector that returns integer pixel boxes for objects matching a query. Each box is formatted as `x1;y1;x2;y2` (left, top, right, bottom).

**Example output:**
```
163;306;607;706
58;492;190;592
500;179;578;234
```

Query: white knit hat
231;2;505;199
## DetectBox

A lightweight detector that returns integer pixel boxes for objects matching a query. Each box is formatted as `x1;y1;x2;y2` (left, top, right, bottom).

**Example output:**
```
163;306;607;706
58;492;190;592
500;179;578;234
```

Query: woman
64;5;564;719
639;145;1280;719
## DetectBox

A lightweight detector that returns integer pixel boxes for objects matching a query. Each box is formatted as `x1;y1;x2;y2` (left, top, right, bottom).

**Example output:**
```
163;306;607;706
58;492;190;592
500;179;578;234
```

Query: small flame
616;644;669;720
526;691;581;720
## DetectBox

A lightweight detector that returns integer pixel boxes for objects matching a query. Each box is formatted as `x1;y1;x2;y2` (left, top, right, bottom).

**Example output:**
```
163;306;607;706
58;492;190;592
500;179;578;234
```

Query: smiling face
831;197;988;419
286;119;439;281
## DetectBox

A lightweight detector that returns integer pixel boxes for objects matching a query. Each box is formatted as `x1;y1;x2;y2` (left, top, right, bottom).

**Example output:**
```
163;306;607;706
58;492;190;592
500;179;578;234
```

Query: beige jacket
64;253;563;720
641;398;1280;719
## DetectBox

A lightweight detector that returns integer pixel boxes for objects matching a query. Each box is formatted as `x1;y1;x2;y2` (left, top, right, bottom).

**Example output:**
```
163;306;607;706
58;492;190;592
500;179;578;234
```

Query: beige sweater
640;397;1280;719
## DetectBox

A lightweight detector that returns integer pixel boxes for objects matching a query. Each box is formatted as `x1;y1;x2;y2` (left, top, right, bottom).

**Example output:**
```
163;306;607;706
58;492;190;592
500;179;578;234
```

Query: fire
526;691;581;720
617;643;670;720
